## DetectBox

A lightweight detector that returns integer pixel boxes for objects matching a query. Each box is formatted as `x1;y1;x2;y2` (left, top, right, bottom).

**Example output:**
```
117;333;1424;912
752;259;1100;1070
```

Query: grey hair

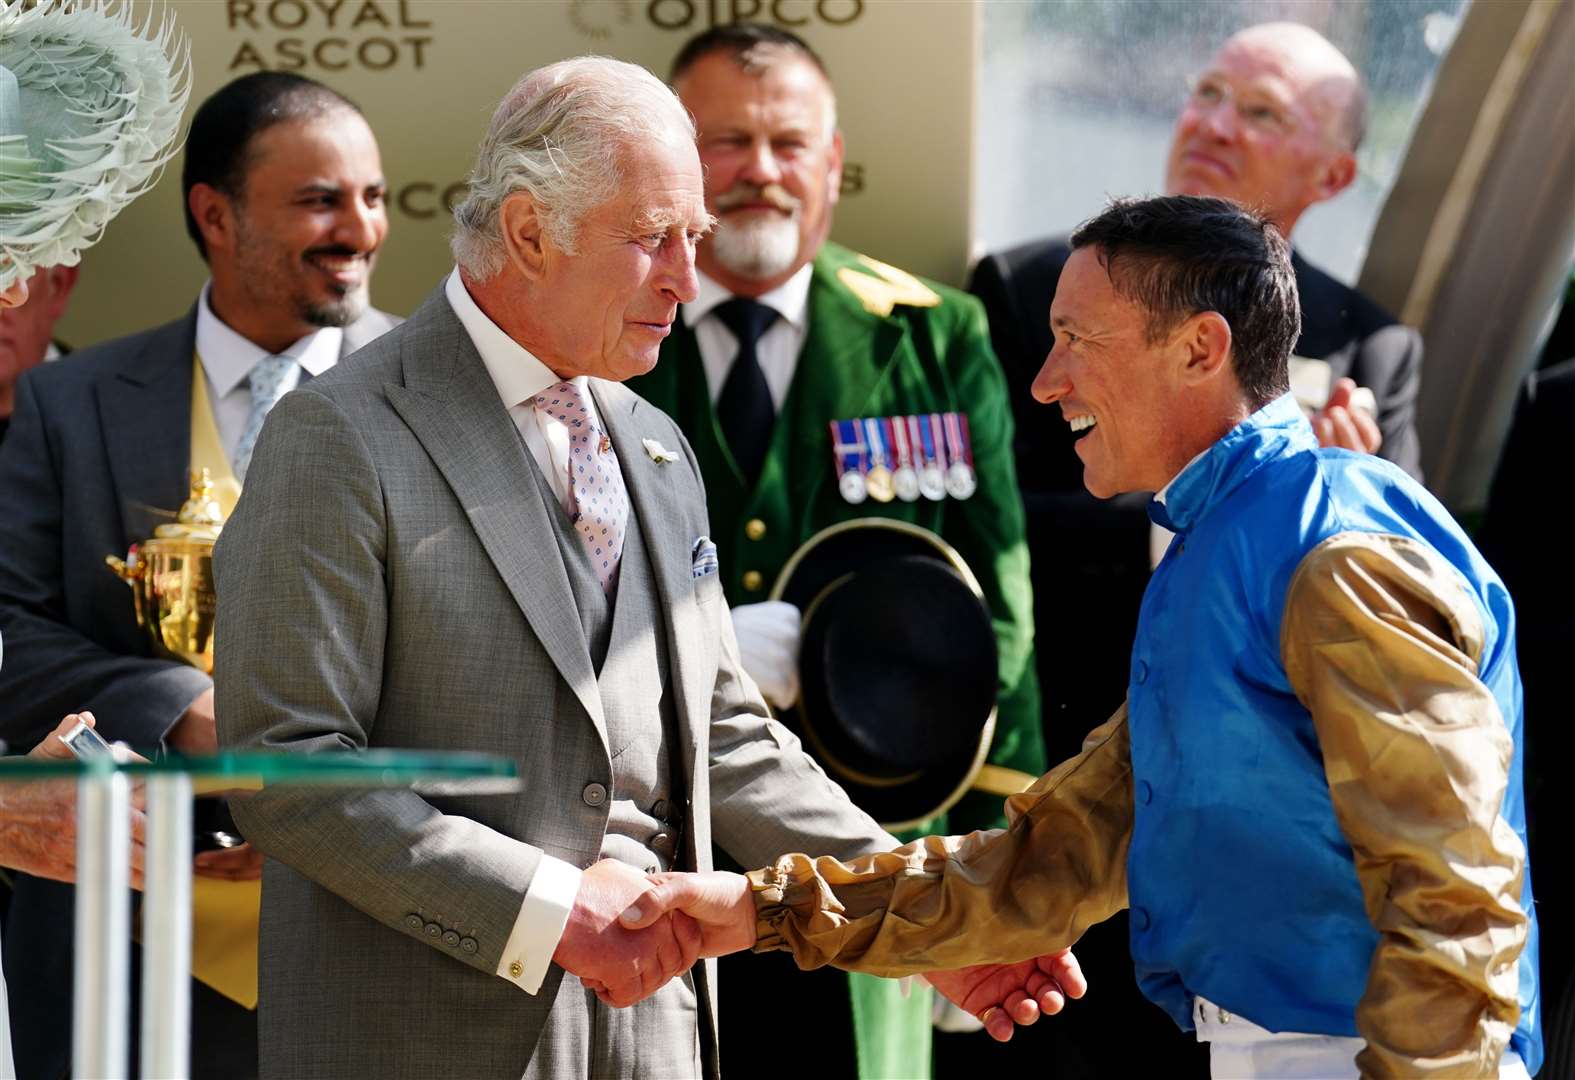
450;56;695;279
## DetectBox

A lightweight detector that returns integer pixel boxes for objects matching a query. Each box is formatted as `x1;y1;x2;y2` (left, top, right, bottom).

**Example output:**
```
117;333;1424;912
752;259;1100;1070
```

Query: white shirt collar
1153;445;1210;506
683;263;813;331
444;267;572;409
194;281;343;396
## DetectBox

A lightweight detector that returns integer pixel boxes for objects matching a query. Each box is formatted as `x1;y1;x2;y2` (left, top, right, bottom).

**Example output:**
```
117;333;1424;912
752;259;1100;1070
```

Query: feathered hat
0;0;190;291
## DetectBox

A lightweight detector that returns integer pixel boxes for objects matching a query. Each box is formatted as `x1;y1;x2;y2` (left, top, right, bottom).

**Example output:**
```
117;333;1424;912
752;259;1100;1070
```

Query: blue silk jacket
1131;394;1540;1070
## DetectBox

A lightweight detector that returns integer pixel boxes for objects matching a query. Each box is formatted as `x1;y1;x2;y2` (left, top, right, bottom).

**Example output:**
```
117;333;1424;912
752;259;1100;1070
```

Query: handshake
553;860;1085;1043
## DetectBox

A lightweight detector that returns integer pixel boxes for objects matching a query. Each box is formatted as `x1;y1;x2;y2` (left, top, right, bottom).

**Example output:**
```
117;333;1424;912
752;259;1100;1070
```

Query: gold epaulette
836;254;942;317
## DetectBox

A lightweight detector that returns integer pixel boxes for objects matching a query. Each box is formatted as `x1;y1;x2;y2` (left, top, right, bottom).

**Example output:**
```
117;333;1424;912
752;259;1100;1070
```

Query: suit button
742;570;764;592
1134;660;1149;684
424;922;442;939
744;519;767;541
405;914;423;931
1138;780;1153;805
651;799;668;819
1132;907;1151;932
652;832;674;855
442;930;460;948
582;782;607;807
461;937;478;955
509;960;523;978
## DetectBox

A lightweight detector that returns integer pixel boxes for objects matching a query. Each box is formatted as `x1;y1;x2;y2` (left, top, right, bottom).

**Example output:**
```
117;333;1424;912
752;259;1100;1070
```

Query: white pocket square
691;536;719;579
643;437;681;464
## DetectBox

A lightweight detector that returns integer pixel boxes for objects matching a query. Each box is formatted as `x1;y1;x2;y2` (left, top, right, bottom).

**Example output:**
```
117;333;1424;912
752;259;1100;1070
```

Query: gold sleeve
1280;533;1527;1078
747;704;1133;977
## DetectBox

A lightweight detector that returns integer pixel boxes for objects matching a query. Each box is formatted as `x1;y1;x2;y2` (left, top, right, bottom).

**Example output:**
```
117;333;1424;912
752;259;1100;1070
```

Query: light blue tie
232;354;297;484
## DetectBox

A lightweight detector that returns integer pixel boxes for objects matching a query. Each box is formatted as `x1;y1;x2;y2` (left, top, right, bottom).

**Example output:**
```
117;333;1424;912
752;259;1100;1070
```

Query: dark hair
181;72;365;261
1070;195;1300;408
669;23;829;83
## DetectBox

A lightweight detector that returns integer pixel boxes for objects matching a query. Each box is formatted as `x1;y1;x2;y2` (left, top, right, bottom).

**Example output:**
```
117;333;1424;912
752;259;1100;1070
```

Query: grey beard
710;216;801;282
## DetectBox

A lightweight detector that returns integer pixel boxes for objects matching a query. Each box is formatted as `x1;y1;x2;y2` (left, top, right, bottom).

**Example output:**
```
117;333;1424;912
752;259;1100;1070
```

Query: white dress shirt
194;282;342;459
684;264;812;409
444;267;606;994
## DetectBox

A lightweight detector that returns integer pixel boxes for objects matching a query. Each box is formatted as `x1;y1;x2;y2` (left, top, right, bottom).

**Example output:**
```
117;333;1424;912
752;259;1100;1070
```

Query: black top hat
771;519;998;829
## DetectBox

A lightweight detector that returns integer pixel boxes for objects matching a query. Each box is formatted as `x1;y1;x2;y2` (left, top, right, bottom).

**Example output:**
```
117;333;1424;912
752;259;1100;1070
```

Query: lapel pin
642;437;681;464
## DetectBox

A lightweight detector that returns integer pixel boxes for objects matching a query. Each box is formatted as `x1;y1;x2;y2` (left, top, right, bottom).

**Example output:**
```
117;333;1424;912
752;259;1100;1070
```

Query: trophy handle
104;553;143;583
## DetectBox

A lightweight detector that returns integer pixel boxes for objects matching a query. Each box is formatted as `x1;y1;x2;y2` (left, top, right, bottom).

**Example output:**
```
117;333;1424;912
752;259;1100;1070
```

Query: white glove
730;601;801;710
931;988;986;1033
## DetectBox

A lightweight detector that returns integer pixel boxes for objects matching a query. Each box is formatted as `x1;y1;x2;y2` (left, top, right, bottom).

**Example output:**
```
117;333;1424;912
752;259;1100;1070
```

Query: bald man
974;22;1420;490
962;22;1427;1077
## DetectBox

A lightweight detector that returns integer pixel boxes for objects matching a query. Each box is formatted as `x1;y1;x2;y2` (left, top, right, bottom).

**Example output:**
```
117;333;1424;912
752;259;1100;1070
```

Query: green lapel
775;248;912;510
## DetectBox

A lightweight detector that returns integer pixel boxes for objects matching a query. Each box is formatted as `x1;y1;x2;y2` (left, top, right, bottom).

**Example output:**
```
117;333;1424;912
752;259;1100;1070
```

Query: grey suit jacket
214;286;892;1080
0;302;398;754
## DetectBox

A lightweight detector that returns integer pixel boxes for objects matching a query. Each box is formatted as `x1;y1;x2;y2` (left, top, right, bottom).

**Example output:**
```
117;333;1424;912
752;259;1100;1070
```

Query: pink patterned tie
532;380;628;592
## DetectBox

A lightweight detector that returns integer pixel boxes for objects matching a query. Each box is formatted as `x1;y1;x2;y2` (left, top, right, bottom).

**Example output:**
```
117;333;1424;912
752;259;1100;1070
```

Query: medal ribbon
912;415;934;469
890;417;911;470
829;419;867;480
942;412;973;467
929;413;949;469
955;412;974;467
862;417;889;468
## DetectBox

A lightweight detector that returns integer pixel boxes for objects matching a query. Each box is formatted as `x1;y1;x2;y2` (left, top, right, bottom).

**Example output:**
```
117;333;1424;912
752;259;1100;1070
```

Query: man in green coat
626;24;1046;1078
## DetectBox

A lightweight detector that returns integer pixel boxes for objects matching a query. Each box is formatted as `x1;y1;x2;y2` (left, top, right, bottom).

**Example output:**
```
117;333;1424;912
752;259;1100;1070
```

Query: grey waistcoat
527;457;683;875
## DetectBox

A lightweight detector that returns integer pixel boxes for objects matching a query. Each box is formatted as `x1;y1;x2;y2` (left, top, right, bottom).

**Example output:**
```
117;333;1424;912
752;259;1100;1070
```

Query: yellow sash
182;352;259;1008
189;354;242;518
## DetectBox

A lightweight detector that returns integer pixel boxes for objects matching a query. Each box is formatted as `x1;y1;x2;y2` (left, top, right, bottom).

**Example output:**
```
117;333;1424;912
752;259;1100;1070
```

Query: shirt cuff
495;854;583;994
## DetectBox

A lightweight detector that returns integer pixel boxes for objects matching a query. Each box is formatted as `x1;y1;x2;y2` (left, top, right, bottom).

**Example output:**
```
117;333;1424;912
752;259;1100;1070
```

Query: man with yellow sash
0;69;396;1077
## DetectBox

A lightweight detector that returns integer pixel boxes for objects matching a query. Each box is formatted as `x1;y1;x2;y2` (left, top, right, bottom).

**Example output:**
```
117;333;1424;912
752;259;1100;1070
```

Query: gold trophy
105;469;224;673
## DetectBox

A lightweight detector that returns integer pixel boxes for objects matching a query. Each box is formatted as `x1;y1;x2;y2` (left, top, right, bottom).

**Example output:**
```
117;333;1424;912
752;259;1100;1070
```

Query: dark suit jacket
0;303;397;1079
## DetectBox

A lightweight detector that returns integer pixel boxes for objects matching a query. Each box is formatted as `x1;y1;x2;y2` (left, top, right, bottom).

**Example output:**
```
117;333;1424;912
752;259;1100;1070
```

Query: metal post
72;764;130;1079
140;773;192;1080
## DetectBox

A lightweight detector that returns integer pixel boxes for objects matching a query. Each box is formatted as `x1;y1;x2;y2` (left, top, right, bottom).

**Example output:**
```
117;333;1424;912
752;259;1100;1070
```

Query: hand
925;950;1087;1043
194;842;263;881
1312;378;1382;456
0;712;148;887
618;870;755;959
166;687;217;754
553;859;702;1008
730;601;801;709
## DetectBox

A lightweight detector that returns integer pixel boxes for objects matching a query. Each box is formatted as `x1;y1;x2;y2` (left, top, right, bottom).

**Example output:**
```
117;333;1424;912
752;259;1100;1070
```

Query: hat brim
772;519;998;830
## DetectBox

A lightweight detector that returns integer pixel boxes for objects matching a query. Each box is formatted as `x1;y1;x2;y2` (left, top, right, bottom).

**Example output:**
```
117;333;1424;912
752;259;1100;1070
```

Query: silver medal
839;469;869;504
893;467;921;502
945;462;976;500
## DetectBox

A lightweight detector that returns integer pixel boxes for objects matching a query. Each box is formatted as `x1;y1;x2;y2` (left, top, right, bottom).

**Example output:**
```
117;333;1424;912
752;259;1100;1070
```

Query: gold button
509;961;523;978
742;570;764;592
744;518;767;541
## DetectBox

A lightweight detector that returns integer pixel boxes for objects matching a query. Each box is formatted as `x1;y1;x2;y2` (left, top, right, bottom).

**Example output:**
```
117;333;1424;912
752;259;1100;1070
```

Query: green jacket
628;243;1044;833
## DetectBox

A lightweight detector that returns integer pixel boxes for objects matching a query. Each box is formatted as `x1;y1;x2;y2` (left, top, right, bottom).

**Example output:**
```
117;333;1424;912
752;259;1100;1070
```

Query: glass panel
975;0;1470;284
0;750;521;795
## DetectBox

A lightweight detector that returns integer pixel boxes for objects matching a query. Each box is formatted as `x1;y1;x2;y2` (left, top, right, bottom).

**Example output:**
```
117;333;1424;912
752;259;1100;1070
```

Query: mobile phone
58;717;114;759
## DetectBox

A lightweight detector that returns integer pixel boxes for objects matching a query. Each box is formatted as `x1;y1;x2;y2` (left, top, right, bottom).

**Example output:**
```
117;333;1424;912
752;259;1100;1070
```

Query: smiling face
197;110;387;352
675;49;842;297
1163;24;1358;235
1033;247;1193;498
530;134;709;382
